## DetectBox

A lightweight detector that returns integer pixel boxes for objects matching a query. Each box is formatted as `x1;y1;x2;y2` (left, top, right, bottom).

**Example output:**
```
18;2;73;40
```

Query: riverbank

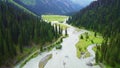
16;16;69;68
76;31;103;58
14;35;66;68
18;23;103;68
15;17;104;68
44;26;88;68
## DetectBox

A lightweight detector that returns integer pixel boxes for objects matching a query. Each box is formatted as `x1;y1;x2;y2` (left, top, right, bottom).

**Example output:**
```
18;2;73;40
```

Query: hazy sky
71;0;95;6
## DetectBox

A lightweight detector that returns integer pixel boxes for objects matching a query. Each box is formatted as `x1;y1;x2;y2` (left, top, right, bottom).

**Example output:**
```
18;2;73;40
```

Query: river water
15;23;101;68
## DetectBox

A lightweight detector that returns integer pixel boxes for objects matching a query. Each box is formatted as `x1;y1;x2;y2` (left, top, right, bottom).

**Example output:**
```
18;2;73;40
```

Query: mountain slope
13;0;83;15
68;0;120;67
9;0;37;16
0;1;61;67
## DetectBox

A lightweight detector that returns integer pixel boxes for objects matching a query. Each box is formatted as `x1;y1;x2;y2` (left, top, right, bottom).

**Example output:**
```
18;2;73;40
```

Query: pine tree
18;33;23;53
94;32;97;37
0;1;61;66
65;28;68;36
80;35;83;39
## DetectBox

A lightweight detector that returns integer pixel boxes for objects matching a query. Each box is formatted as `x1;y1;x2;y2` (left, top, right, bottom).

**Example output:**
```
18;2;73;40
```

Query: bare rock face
39;54;52;68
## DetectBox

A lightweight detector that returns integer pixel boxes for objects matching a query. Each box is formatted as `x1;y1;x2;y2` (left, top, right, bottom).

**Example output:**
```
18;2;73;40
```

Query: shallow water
44;26;100;68
15;24;101;68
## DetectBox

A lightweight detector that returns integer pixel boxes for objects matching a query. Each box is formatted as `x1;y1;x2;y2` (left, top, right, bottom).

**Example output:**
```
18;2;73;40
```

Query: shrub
56;45;62;49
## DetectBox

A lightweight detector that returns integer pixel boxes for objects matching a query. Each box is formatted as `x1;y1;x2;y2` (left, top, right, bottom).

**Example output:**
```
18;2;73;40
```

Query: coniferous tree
68;0;120;67
65;28;68;36
0;1;62;66
80;35;83;39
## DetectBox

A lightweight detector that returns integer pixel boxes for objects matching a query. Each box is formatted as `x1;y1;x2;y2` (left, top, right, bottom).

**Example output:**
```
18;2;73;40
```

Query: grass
54;22;69;30
84;51;91;58
20;49;39;68
42;15;68;23
92;46;97;52
16;14;68;67
76;31;103;58
19;35;67;68
15;45;39;65
43;35;66;51
9;0;37;16
42;15;69;30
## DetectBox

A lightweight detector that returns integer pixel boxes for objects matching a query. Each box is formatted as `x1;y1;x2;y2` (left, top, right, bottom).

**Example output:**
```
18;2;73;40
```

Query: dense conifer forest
68;0;120;67
1;0;120;67
0;1;62;66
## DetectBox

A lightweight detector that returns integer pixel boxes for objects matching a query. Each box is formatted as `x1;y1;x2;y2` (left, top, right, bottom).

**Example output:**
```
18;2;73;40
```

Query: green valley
42;15;68;23
0;0;119;68
0;1;63;67
76;31;103;58
68;0;120;67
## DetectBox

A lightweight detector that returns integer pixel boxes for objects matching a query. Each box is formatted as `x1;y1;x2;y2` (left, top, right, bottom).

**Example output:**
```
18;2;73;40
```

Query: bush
94;32;97;37
80;35;84;39
56;45;62;49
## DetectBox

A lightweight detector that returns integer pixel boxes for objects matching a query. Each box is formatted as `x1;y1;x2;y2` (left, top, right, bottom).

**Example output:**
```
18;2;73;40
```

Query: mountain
0;1;61;67
13;0;83;15
68;0;120;67
8;0;37;16
71;0;94;7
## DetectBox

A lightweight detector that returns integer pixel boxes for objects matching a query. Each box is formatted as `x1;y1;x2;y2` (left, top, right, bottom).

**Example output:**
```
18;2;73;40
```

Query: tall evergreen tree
68;0;120;67
0;1;62;67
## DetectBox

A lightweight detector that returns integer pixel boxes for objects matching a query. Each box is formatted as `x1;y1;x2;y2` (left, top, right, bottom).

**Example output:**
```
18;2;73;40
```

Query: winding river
15;22;101;68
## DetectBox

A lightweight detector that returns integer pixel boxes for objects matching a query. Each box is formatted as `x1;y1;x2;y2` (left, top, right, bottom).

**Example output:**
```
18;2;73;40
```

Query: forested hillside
0;1;61;67
68;0;120;67
13;0;82;15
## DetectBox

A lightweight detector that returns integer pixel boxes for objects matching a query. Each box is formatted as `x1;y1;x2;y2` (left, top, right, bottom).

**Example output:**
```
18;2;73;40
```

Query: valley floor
15;21;102;68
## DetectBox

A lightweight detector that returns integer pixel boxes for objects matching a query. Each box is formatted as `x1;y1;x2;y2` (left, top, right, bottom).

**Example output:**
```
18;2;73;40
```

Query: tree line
67;0;120;67
0;1;62;66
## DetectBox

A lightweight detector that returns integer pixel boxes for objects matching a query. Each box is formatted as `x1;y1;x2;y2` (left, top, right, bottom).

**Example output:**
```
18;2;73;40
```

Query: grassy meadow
42;15;68;23
76;31;103;58
42;15;69;30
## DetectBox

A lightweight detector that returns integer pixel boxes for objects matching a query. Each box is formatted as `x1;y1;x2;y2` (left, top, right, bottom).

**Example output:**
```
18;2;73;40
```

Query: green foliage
56;44;62;49
94;32;97;37
85;32;89;41
68;0;120;67
65;28;68;36
9;0;37;16
80;35;83;39
76;31;103;58
42;15;68;23
0;1;61;67
42;15;69;30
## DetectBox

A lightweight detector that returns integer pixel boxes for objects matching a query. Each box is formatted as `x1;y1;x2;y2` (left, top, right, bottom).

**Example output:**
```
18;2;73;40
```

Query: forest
1;0;120;68
0;1;62;67
68;0;120;67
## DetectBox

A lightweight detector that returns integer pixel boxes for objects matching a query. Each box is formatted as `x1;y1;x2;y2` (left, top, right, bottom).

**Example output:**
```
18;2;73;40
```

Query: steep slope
9;0;37;16
68;0;120;67
0;1;61;67
71;0;94;7
13;0;83;15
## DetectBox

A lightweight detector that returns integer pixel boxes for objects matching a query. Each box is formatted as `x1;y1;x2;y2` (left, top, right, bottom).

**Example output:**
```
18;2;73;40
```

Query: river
15;22;101;68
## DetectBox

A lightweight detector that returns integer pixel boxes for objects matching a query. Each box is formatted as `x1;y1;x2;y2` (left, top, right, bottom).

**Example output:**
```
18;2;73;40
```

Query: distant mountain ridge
13;0;83;15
